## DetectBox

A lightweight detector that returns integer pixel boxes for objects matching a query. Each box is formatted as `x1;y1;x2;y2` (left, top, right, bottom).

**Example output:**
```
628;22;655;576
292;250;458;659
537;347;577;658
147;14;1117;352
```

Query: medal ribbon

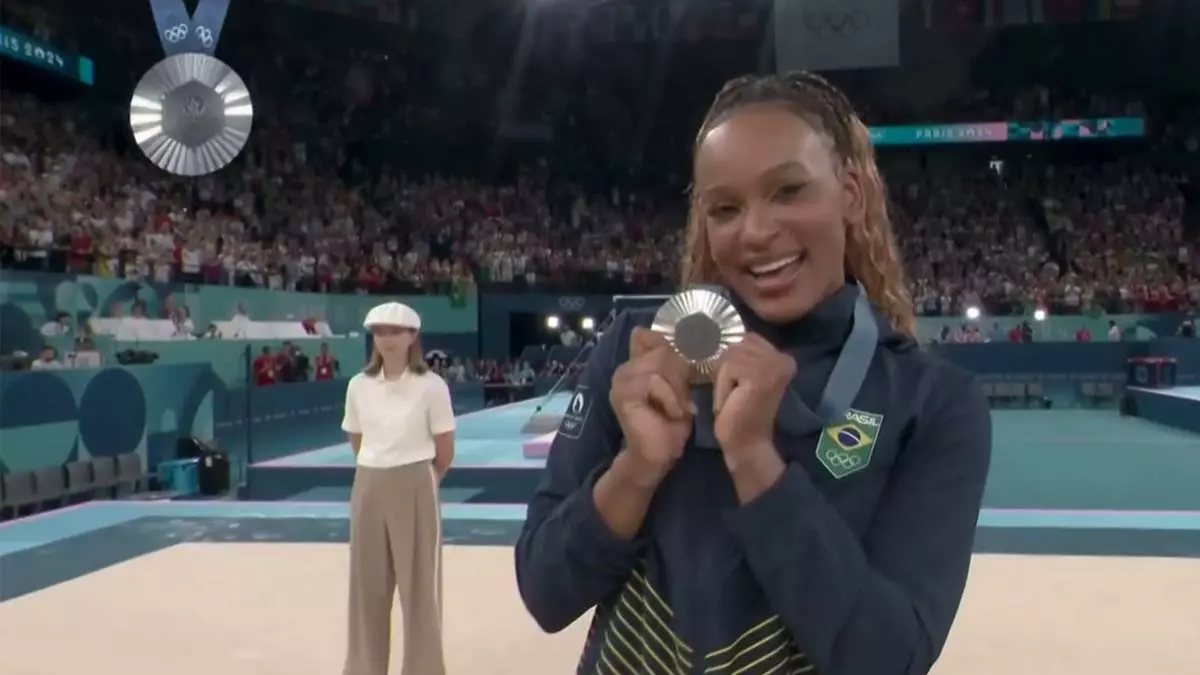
150;0;231;57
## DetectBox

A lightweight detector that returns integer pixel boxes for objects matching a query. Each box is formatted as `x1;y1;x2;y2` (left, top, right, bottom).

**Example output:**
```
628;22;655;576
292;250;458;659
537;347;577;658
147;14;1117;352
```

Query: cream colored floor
0;544;1196;674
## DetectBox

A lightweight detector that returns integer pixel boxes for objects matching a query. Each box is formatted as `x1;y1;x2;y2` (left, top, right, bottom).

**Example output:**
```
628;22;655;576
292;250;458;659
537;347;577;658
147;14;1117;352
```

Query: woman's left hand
713;334;797;459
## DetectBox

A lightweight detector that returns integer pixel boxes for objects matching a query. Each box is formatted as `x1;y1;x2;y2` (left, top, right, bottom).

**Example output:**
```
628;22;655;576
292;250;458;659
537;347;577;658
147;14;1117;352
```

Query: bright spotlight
965;306;981;320
1033;308;1047;322
581;316;595;331
545;315;561;330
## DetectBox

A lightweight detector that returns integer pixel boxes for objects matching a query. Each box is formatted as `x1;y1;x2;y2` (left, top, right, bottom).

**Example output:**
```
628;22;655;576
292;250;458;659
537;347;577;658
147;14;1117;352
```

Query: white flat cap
363;302;421;330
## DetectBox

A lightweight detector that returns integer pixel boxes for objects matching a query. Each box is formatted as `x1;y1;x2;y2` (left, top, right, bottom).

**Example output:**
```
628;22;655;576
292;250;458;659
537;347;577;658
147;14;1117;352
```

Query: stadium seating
0;454;149;521
0;0;1195;386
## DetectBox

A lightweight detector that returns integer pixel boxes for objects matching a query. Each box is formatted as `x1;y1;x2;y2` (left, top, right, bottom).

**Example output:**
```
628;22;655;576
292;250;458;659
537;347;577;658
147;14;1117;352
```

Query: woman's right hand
609;327;694;486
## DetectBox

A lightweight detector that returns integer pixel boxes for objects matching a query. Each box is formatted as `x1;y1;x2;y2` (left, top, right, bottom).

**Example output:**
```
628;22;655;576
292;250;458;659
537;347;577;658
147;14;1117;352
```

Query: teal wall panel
0;364;216;473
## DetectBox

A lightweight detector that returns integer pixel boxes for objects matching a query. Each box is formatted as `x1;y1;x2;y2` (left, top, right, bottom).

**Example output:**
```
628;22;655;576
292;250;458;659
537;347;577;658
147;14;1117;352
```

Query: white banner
773;0;900;72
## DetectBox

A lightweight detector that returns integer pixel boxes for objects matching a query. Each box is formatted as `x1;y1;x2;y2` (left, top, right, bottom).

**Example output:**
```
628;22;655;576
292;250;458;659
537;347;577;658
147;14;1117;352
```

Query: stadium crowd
1;0;1197;324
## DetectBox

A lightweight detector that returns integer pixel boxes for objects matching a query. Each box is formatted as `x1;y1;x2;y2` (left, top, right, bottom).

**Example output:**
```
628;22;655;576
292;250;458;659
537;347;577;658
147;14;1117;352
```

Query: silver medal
129;52;253;176
651;288;745;381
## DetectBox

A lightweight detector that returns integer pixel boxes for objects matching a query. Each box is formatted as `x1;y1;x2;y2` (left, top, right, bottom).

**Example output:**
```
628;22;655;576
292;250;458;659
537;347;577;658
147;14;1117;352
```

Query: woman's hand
713;334;796;462
609;327;694;487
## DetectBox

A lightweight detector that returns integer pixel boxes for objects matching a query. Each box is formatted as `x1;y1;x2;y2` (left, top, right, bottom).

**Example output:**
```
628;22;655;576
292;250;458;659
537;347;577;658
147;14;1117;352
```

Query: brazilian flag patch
815;408;883;479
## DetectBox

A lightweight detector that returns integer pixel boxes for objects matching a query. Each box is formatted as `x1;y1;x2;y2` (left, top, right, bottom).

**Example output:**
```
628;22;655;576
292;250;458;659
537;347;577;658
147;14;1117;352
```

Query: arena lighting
580;316;596;331
1033;308;1048;322
965;306;982;321
545;315;561;330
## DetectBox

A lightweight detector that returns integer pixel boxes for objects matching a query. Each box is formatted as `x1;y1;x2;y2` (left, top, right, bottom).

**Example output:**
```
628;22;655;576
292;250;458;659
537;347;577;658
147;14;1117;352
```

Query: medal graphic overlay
651;288;745;381
131;0;251;176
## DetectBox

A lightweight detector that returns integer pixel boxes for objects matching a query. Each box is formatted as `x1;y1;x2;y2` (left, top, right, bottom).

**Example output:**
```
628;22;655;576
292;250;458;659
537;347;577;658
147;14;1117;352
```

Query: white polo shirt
341;369;456;468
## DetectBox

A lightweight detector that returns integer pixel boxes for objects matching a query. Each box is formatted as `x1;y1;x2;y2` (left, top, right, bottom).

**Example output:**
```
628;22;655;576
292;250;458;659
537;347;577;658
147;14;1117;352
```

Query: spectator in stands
953;324;984;343
443;358;466;383
539;359;563;378
509;360;536;386
341;301;454;675
228;304;251;338
252;346;277;386
170;306;194;338
40;311;70;337
314;342;339;380
293;345;312;381
30;345;62;370
272;342;312;383
484;360;507;386
1021;321;1035;342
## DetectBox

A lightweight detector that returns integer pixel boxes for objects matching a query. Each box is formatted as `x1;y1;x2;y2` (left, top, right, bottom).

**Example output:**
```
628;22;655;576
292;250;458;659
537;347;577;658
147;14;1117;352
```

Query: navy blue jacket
514;285;992;675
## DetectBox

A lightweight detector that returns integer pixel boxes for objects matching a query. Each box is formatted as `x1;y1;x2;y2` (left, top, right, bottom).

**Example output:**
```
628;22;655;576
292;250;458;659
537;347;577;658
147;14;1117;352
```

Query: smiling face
692;104;864;323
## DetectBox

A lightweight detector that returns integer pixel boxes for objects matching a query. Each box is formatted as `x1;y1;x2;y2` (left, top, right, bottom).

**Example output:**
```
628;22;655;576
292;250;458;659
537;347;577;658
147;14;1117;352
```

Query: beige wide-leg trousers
344;462;444;675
